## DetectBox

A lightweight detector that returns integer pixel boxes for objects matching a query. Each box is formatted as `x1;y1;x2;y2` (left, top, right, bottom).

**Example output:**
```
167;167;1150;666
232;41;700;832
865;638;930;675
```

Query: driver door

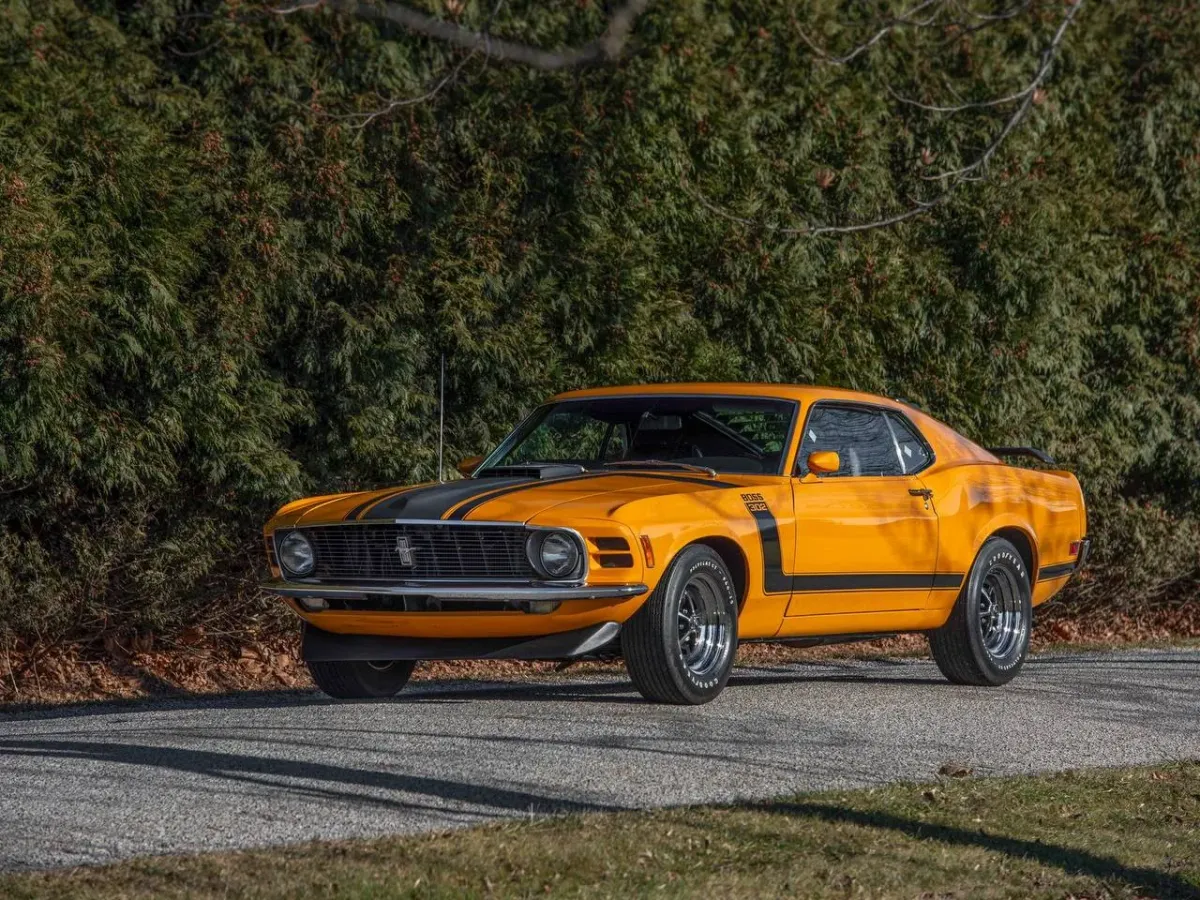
785;403;940;616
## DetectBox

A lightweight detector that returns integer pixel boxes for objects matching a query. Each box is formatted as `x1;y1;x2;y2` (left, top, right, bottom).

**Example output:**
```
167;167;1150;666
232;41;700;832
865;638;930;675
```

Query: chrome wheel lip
676;570;732;679
366;660;397;672
977;564;1027;664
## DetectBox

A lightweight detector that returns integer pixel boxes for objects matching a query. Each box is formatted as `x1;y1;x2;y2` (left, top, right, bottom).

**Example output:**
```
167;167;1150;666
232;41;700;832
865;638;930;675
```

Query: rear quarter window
885;412;934;474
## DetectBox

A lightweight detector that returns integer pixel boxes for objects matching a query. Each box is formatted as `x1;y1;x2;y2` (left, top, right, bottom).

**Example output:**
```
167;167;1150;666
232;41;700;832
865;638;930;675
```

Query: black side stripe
446;471;739;520
793;573;964;592
750;507;792;594
1038;562;1076;582
750;505;963;594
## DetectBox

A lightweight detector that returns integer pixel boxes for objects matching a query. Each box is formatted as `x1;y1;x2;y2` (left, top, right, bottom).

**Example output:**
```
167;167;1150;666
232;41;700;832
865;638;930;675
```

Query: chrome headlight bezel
526;529;584;581
278;530;316;577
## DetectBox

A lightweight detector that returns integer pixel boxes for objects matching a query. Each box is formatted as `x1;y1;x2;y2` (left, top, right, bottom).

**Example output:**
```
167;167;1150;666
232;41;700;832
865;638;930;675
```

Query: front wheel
929;536;1032;686
621;545;738;704
306;658;417;699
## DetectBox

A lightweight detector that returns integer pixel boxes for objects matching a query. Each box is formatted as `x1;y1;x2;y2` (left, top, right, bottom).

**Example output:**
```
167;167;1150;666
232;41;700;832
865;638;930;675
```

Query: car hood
280;470;765;527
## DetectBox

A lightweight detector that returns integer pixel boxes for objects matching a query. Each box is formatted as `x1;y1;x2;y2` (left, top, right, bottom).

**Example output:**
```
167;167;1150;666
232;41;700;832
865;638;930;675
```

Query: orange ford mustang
263;383;1089;704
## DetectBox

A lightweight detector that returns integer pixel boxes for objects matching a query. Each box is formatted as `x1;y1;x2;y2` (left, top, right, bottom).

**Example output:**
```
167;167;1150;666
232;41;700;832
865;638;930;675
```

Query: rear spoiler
986;447;1057;466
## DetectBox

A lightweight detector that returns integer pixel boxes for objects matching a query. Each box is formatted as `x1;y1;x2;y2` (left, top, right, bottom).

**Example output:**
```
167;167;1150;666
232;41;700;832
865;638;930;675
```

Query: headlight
529;531;582;580
278;531;315;577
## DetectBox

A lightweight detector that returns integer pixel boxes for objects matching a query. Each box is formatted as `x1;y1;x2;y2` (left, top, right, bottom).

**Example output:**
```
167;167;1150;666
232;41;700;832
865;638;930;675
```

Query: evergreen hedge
1;0;1197;643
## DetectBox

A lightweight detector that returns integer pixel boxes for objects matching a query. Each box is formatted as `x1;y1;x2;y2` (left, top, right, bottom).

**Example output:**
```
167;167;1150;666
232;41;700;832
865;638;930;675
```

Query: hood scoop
477;464;587;480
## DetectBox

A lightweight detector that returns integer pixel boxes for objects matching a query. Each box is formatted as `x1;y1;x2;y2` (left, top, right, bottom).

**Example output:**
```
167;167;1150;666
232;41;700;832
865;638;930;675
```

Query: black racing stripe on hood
359;477;538;521
344;493;389;521
447;471;739;520
344;484;428;520
446;472;612;520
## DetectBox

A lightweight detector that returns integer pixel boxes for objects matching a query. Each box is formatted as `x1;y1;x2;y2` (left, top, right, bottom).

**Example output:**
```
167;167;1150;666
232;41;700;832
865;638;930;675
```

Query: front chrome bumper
262;579;648;603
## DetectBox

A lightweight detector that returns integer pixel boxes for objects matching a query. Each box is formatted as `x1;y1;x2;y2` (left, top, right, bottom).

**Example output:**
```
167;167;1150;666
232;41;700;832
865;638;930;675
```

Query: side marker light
639;535;656;569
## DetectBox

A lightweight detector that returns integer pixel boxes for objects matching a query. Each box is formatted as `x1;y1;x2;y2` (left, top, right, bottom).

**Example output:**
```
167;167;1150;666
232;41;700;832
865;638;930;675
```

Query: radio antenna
437;353;445;483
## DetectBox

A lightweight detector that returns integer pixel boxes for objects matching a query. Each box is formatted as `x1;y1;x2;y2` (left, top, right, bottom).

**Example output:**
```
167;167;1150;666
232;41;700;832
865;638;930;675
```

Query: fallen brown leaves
0;606;1195;708
938;762;974;778
0;631;312;706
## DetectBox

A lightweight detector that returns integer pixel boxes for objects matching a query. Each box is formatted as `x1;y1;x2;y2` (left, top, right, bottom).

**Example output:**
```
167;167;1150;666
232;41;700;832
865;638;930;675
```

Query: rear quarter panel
921;462;1086;610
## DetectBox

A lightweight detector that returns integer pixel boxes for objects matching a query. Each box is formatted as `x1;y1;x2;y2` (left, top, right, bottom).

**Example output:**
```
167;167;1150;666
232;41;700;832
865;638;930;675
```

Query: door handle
909;487;933;509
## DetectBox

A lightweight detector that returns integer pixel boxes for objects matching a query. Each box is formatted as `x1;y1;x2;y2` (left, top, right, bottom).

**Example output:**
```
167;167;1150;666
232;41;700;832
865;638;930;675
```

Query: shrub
0;0;1196;643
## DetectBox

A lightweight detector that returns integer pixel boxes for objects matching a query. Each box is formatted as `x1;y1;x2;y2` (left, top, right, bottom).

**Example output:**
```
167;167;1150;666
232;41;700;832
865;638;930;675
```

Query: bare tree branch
798;0;1034;65
887;1;1061;114
919;0;1083;182
168;34;228;56
888;81;1036;113
329;0;505;127
947;0;1031;23
338;48;480;127
272;0;324;13
796;0;943;66
260;0;1081;236
683;177;948;237
271;0;650;70
687;0;1085;237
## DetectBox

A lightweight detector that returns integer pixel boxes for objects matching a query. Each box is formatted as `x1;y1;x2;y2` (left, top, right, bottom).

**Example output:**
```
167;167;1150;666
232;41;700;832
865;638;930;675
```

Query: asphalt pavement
0;648;1196;871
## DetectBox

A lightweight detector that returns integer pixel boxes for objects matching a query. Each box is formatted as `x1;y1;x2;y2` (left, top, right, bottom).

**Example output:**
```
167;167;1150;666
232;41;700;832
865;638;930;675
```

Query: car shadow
0;663;960;722
4;650;1194;723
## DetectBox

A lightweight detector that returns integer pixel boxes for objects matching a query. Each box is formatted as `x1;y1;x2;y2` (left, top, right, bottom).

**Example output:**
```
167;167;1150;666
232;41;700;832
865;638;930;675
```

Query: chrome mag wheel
929;536;1031;686
676;570;732;680
977;564;1027;664
622;544;739;704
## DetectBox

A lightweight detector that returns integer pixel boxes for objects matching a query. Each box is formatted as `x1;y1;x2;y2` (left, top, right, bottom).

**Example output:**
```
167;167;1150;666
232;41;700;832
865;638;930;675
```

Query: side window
798;405;904;477
885;413;933;474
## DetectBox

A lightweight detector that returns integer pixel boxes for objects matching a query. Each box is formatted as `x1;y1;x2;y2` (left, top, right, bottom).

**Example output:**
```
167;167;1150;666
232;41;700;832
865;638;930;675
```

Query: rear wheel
306;658;417;699
929;536;1032;686
621;545;738;704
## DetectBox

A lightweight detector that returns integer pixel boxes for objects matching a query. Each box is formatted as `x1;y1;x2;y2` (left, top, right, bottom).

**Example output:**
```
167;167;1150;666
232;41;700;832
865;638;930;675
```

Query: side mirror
806;450;840;477
456;455;484;477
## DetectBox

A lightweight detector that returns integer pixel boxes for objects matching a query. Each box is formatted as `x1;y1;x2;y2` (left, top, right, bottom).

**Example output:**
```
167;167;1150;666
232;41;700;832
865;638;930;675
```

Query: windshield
483;396;797;475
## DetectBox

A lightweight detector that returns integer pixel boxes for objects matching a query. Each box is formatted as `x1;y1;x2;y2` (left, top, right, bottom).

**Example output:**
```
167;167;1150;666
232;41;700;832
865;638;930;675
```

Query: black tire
621;544;738;704
306;658;417;699
929;536;1032;686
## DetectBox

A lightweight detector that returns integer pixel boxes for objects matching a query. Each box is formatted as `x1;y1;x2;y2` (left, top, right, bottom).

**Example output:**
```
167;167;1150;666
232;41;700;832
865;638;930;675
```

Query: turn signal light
1069;541;1081;557
639;534;656;569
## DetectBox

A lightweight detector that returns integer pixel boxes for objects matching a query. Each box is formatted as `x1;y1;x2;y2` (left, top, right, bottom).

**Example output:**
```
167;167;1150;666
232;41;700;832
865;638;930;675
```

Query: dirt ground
1;606;1196;708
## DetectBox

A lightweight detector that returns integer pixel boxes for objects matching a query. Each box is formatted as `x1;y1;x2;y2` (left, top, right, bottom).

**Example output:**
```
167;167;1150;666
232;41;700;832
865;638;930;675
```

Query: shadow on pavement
0;737;621;818
3;650;1195;723
0;663;953;721
762;801;1200;900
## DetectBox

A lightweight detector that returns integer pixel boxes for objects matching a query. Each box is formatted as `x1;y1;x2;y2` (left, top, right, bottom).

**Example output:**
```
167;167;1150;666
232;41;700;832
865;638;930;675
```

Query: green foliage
0;0;1196;641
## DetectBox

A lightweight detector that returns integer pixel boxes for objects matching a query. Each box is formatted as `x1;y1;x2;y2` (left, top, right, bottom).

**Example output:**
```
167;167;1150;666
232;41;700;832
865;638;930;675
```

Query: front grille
288;523;536;581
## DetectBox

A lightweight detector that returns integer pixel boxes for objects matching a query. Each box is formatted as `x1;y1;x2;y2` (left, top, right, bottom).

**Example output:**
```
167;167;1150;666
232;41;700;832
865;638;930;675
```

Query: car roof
554;382;895;407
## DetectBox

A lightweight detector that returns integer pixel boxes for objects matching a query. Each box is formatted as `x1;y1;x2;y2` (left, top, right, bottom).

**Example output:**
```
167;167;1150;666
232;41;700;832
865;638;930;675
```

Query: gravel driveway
1;648;1196;871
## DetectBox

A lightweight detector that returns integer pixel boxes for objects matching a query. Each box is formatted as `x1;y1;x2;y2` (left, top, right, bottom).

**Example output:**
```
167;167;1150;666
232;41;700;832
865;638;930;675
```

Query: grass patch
4;763;1198;899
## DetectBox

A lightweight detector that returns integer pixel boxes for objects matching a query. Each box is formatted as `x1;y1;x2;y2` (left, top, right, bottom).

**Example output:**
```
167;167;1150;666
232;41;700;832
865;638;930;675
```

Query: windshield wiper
476;462;588;479
602;460;718;478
